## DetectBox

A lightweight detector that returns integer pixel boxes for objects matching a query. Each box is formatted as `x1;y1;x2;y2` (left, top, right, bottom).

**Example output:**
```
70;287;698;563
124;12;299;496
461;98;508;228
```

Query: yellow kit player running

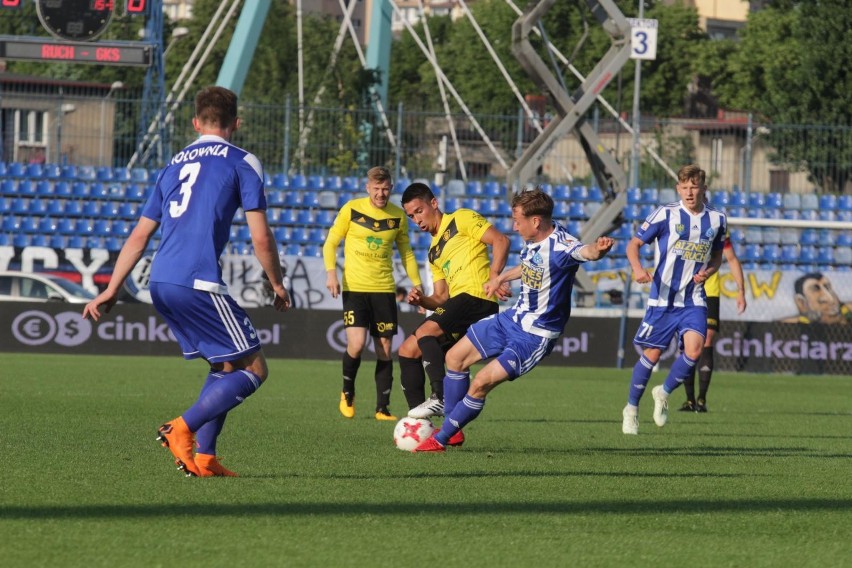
323;166;422;420
399;183;510;423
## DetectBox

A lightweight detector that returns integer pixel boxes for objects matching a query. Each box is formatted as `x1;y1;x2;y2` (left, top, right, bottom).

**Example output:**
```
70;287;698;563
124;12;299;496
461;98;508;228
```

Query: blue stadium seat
42;163;62;179
838;195;852;211
496;200;512;216
1;215;19;232
0;196;7;214
415;248;428;263
587;186;603;201
66;235;84;248
7;162;25;177
284;243;301;256
96;167;112;182
466;181;483;196
462;198;479;210
13;233;29;247
570;186;589;201
267;190;286;207
25;163;43;179
764;192;782;209
35;180;52;196
118;202;137;219
289;174;307;189
20;216;38;233
445;198;462;211
111;220;130;237
271;173;289;189
342;176;361;191
819;194;837;210
74;218;94;235
93;219;111;237
799;245;817;264
800;229;818;246
659;188;677;203
782;209;800;220
0;234;8;246
336;192;355;209
307;228;325;244
89;183;108;199
82;200;100;217
741;244;761;262
105;237;123;252
747;192;764;208
315;210;335;227
130;168;148;183
780;245;799;263
10;197;28;214
100;201;121;217
17;180;35;196
568;202;585;219
816;246;834;265
232;225;251;242
641;188;658;204
837;232;852;247
112;167;131;182
57;218;75;235
1;179;17;195
123;184;146;201
484;181;502;197
509;234;524;252
60;164;77;179
284;192;301;207
818;210;836;222
301;192;320;208
49;234;65;248
279;209;299;225
763;244;781;264
303;245;322;257
71;182;89;198
626;187;642;204
273;227;290;242
76;165;96;181
729;190;747;207
28;198;48;215
306;175;324;190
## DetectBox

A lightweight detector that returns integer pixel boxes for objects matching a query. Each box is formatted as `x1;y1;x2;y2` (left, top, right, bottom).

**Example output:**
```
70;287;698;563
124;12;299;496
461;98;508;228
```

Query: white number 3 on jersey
169;162;201;218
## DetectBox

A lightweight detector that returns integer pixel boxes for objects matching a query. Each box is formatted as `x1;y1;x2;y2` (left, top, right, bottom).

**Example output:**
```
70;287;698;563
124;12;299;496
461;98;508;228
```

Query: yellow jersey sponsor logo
673;239;711;262
521;263;544;290
366;236;383;250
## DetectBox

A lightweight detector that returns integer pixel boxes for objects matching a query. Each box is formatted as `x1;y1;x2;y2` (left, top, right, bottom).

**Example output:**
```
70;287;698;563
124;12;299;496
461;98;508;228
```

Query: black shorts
706;296;720;332
342;291;398;337
426;293;499;349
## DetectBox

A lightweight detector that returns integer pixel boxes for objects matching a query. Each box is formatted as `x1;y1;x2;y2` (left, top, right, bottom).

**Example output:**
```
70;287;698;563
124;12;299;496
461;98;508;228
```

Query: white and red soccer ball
393;417;435;451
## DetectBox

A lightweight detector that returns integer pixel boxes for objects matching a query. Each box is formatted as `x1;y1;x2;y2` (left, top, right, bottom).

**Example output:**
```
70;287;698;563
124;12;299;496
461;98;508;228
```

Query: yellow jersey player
323;166;422;420
398;183;510;430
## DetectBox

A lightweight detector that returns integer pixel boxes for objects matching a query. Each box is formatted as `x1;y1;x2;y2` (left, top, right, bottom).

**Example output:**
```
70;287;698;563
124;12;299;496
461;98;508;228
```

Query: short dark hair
401;182;434;206
511;187;553;219
195;86;238;128
794;272;824;295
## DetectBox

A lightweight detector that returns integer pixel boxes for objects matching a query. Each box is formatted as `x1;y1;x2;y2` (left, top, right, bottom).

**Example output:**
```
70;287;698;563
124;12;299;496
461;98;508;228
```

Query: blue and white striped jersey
505;223;588;339
141;134;266;293
636;201;726;308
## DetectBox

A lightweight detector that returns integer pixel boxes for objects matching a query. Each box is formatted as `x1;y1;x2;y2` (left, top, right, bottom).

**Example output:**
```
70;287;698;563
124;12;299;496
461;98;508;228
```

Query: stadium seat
28;198;48;215
60;164;77;179
12;233;29;247
49;234;65;248
588;186;603;201
20;216;38;233
93;219;111;237
0;179;16;196
57;218;75;235
626;187;642;204
100;201;121;217
747;192;764;208
445;197;462;211
11;198;28;214
509;234;524;253
568;202;586;219
71;182;89;198
837;232;852;247
764;192;783;209
446;179;466;197
838;195;852;212
273;227;290;242
819;210;836;222
270;173;288;189
484;181;502;197
835;247;852;266
819;194;837;210
816;246;834;265
130;168;149;183
89;183;108;199
307;228;326;244
82;200;100;217
780;244;799;263
284;192;301;207
799;245;817;264
800;193;818;210
42;163;62;179
66;235;84;248
466;180;483;196
289;174;307;189
303;245;322;257
35;180;52;196
104;237;122;252
284;243;301;256
569;186;588;201
111;220;130;237
817;230;833;247
77;165;96;181
315;210;336;227
296;210;314;225
301;192;320;208
25;163;43;179
496;200;512;216
641;188;658;204
341;176;360;191
112;167;131;182
623;205;642;221
800;229;818;246
0;197;7;214
96;167;112;182
74;219;95;236
782;193;801;210
7;162;25;177
17;180;35;196
762;244;781;264
1;215;19;232
658;188;677;203
741;244;761;262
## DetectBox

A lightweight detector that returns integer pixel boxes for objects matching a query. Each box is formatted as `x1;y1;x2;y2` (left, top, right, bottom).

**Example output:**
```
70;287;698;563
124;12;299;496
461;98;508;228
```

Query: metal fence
2;87;850;195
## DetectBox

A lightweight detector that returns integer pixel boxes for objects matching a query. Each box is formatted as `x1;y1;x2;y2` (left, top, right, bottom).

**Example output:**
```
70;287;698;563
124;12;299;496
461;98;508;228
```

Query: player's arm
627;236;652;284
695;248;723;284
247;209;289;311
407;278;448;311
579;236;615;261
724;243;747;314
322;207;349;298
496;265;523;286
82;216;159;321
396;218;423;290
480;226;510;298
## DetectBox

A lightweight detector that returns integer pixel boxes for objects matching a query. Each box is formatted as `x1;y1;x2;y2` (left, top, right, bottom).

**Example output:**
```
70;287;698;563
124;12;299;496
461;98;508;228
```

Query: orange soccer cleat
195;453;239;477
156;416;200;477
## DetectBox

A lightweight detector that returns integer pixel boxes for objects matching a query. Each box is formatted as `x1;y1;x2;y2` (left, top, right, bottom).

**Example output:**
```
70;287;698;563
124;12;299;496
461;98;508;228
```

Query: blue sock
436;394;485;446
442;369;470;417
182;370;261;432
194;371;226;455
628;355;655;406
663;353;697;394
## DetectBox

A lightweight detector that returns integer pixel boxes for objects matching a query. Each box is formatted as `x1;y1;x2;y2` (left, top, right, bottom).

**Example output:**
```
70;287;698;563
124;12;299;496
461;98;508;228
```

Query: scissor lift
508;0;633;296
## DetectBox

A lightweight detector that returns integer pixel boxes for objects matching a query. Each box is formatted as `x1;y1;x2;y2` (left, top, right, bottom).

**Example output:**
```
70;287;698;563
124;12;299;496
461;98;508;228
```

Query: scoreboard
0;0;153;66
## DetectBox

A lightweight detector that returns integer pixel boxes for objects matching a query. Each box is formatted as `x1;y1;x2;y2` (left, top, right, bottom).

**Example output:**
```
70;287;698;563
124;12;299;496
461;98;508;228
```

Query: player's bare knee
398;335;420;358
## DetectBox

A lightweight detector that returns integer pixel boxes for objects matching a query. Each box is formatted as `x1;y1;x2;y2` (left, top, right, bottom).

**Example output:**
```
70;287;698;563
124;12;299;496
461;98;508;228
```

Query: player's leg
398;332;427;410
152;283;262;476
339;292;370;418
624;306;674;434
369;292;398;420
653;309;707;427
190;351;269;477
696;327;718;413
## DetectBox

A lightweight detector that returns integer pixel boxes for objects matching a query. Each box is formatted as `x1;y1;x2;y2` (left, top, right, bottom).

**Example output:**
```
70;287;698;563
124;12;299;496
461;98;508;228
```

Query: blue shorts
150;282;262;363
466;311;556;380
633;305;707;350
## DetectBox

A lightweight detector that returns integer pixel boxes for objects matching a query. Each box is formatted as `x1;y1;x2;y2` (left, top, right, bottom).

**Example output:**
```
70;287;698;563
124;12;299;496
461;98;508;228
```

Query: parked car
0;271;97;304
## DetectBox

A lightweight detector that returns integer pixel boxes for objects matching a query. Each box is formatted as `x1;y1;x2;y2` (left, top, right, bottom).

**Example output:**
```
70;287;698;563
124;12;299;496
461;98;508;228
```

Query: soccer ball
393;417;435;451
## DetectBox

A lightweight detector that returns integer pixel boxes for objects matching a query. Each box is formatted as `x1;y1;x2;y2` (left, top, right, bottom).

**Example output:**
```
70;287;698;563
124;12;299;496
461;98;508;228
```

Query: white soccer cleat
652;385;669;427
407;393;445;419
622;405;638;435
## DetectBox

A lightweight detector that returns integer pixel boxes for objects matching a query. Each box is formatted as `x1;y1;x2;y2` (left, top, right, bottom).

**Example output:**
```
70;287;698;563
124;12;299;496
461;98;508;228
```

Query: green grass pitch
1;353;850;567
